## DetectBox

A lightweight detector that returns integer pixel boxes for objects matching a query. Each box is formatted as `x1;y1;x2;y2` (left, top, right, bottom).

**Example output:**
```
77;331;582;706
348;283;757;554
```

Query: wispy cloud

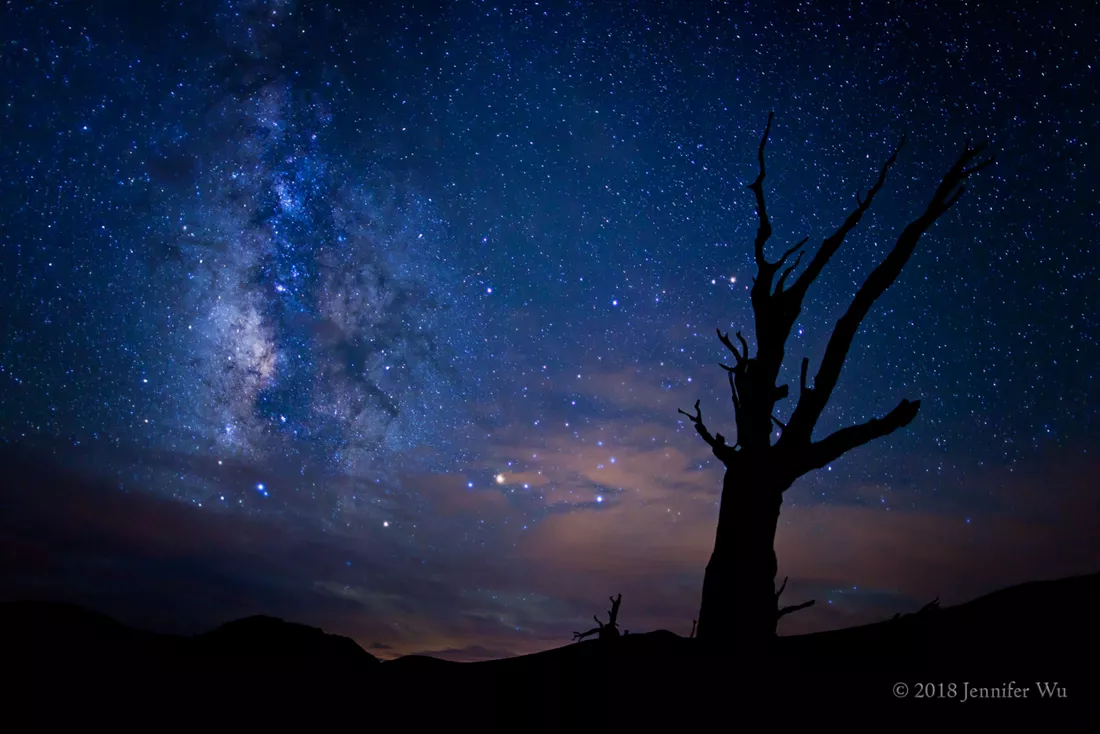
2;440;1096;661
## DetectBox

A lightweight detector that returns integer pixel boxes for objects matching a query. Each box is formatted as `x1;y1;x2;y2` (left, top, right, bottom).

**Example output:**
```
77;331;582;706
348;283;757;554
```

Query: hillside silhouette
5;573;1096;728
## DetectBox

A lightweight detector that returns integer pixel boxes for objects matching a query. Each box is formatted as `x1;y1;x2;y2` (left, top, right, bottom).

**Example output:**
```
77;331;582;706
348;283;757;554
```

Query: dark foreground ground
4;573;1098;729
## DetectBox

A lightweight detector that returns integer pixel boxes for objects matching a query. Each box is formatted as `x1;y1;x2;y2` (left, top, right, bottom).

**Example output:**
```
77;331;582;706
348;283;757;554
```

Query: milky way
1;0;1097;659
11;1;490;498
159;65;472;477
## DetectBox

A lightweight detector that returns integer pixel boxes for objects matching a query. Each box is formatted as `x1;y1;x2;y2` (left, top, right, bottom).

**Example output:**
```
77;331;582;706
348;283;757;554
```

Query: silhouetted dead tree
679;112;994;652
572;594;623;642
690;619;697;639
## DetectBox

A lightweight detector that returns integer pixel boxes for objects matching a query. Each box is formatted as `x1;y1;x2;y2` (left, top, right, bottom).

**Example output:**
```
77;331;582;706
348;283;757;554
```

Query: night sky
1;0;1098;661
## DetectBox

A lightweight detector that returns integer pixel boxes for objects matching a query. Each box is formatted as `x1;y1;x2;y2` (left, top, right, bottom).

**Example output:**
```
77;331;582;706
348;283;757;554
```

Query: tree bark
696;466;789;650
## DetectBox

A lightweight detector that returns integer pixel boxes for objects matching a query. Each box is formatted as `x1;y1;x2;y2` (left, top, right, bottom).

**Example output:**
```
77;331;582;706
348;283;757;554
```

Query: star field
1;0;1097;659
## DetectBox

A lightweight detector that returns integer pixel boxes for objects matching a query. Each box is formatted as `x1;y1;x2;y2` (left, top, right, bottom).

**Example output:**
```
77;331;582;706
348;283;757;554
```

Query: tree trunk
696;465;787;651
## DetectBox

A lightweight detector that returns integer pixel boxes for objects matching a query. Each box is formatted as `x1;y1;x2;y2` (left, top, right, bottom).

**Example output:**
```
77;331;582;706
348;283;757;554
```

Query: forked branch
717;328;748;365
774;246;805;294
607;593;623;628
776;237;808;271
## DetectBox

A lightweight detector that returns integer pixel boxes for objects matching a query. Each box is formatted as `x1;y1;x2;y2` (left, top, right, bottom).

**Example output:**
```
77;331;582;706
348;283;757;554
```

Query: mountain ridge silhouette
4;572;1096;727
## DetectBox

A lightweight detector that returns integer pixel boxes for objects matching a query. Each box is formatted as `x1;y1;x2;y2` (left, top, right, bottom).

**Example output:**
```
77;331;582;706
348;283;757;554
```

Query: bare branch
678;400;716;445
771;415;786;431
923;140;995;220
773;384;789;401
572;627;600;642
775;249;804;294
798;399;920;474
735;331;750;358
775;575;813;618
716;329;746;365
747;111;775;268
677;400;733;459
607;593;623;628
788;135;906;299
799;358;810;396
719;363;741;412
776;237;808;270
778;600;815;618
785;141;992;443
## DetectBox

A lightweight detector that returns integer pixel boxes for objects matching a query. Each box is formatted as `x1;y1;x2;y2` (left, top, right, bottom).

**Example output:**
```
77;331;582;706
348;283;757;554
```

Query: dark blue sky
1;0;1097;660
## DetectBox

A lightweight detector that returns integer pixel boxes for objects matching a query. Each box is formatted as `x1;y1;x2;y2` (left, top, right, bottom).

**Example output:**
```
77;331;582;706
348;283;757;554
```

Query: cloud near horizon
1;431;1096;661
